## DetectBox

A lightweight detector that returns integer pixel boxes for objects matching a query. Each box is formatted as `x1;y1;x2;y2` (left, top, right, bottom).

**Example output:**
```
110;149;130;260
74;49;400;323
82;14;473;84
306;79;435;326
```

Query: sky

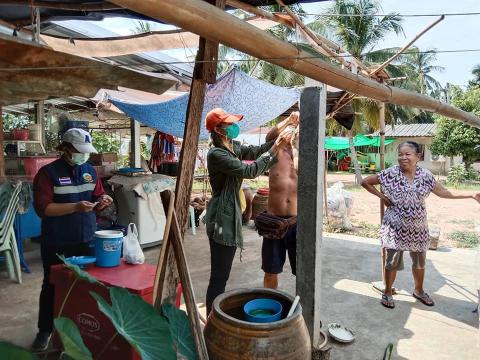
302;0;480;87
77;0;480;88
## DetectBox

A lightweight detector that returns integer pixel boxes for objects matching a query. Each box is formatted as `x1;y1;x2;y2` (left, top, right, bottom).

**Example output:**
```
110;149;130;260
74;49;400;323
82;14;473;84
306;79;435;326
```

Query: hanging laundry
148;131;178;176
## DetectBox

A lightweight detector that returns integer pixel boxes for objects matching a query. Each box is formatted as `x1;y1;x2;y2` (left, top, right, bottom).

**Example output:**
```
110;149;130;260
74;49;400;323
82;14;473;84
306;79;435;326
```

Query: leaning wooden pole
109;0;480;128
157;0;225;308
378;102;386;286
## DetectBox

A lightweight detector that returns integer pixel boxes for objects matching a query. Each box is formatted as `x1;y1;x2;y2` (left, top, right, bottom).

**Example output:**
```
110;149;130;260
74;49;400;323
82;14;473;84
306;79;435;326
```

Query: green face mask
71;153;90;166
225;123;240;139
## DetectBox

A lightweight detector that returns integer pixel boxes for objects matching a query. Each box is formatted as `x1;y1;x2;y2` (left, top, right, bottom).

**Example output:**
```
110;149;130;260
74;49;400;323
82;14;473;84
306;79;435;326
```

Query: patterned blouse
378;165;437;252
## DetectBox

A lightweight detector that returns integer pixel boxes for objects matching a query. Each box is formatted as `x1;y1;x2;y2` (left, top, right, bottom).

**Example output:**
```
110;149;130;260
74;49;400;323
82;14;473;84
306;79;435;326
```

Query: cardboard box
89;153;118;166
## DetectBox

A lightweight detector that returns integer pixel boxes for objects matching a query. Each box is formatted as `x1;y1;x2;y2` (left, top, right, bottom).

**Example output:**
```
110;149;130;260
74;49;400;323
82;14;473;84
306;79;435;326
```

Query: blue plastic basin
243;298;283;323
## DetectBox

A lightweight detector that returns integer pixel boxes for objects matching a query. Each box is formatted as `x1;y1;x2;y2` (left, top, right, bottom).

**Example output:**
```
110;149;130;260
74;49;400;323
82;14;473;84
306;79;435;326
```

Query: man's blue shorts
261;223;296;275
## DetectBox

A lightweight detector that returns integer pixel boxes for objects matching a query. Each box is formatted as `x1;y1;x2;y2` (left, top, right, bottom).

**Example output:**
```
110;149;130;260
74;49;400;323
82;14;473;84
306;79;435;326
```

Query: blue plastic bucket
94;230;123;267
243;298;283;323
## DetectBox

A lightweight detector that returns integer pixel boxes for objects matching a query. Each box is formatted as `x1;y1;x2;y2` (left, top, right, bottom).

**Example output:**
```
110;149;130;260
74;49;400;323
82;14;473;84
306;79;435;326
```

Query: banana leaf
54;317;92;360
91;288;176;360
0;342;39;360
161;303;197;360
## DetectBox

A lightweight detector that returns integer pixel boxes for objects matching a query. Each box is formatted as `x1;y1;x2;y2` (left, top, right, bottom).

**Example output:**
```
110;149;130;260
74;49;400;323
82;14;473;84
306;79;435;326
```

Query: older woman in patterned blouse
362;141;480;309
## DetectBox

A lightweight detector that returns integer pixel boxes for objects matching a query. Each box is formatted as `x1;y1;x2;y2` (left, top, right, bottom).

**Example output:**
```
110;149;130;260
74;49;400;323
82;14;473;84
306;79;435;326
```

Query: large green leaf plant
1;258;197;360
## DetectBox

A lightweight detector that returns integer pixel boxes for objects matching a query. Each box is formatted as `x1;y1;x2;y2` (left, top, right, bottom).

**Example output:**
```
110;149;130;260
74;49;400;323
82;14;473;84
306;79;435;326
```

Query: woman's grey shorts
384;249;426;271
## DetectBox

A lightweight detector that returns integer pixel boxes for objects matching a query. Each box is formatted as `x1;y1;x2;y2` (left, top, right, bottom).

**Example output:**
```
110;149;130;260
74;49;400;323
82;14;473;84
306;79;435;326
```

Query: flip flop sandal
381;294;395;309
413;292;435;306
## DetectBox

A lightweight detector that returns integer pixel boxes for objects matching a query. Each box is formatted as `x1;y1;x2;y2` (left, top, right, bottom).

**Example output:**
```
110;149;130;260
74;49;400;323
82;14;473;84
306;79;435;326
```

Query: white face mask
71;153;90;166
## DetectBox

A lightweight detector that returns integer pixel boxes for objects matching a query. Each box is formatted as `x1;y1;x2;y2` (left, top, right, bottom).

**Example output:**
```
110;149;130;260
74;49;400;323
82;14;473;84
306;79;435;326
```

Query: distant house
373;123;461;175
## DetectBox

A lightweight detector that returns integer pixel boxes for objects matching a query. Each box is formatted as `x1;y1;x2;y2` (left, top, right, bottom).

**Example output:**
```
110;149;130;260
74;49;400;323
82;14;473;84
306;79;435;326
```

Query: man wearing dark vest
31;128;113;352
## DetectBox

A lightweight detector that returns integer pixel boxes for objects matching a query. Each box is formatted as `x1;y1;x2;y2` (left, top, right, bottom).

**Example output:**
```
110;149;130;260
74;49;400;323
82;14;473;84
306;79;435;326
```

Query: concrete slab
0;226;478;359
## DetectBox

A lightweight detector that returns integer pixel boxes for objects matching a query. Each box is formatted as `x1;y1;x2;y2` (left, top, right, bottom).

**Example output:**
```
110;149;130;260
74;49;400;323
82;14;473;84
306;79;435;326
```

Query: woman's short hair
210;130;224;148
398;140;421;154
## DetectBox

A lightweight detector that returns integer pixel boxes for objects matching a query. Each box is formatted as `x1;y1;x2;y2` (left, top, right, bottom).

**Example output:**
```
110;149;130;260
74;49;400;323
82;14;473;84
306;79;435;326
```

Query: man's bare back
268;144;297;217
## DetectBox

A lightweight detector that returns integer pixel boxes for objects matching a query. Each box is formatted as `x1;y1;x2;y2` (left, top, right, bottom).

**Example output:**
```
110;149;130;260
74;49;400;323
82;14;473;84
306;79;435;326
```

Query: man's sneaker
31;331;51;352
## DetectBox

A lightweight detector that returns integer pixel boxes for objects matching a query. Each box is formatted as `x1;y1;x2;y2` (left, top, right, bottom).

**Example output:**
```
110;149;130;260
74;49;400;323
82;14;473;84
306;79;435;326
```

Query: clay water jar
204;288;311;360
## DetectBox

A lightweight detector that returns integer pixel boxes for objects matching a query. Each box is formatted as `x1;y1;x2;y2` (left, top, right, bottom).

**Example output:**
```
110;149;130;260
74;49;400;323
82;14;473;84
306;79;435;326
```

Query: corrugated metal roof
373;123;437;137
0;1;325;25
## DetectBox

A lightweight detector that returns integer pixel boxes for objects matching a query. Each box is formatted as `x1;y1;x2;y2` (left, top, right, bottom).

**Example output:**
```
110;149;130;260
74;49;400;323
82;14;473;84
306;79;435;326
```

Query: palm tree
217;4;307;87
399;48;444;95
324;0;403;60
317;0;404;180
468;64;480;88
131;20;152;34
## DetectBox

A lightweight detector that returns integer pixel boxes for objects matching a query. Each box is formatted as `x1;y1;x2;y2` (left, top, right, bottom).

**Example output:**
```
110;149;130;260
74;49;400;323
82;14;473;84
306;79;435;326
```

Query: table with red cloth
51;260;155;360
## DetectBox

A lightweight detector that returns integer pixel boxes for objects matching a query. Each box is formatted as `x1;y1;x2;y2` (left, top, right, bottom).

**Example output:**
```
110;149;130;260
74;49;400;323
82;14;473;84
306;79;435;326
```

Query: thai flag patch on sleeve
58;177;72;185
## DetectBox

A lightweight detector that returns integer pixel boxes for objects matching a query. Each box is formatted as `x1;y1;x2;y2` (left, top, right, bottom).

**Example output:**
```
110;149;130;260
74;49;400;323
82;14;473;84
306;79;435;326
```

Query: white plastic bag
326;182;353;230
123;223;145;264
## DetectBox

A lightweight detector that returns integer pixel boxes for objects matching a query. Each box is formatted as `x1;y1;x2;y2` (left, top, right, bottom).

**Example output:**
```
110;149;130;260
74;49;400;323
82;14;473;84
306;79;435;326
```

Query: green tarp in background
324;134;395;150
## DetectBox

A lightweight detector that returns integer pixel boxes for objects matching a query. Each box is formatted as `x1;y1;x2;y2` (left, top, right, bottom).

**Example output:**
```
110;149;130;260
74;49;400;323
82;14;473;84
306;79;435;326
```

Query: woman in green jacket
204;108;294;314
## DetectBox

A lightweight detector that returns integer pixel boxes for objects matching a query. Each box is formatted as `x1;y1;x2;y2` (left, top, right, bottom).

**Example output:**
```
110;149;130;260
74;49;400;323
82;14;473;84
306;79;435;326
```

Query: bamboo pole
328;15;445;121
370;15;445;77
378;102;386;286
379;102;386;220
275;0;371;75
226;0;293;28
108;0;480;128
323;157;329;223
153;190;175;309
274;0;353;70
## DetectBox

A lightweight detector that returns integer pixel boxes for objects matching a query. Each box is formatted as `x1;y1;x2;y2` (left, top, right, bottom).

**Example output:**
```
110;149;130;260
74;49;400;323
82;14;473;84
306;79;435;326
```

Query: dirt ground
324;173;480;248
193;172;480;248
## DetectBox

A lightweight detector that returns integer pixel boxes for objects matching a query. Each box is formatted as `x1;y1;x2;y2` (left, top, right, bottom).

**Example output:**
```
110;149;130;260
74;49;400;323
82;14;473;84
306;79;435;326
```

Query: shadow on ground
0;226;478;359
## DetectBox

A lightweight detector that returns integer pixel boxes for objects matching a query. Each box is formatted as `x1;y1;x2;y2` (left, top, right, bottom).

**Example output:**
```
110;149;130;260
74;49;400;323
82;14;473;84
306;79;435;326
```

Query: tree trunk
348;130;362;184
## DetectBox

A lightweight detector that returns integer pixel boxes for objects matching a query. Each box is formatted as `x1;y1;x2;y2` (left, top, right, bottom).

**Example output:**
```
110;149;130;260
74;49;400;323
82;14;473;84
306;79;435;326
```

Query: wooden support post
0;106;4;178
378;101;386;286
129;118;141;168
297;86;326;348
379;102;386;220
159;0;225;306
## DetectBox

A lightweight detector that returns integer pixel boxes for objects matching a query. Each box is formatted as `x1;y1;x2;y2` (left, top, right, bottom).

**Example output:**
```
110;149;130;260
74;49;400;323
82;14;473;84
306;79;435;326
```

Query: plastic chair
0;182;23;283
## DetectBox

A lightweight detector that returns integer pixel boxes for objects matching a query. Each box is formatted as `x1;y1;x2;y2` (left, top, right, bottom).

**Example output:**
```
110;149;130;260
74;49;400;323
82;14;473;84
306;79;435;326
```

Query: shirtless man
262;112;299;289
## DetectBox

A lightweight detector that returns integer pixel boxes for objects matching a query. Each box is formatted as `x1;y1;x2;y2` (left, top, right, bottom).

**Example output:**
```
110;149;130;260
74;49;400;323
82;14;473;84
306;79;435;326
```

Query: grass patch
244;178;269;191
342;184;364;192
447;231;480;248
324;221;380;239
446;219;474;226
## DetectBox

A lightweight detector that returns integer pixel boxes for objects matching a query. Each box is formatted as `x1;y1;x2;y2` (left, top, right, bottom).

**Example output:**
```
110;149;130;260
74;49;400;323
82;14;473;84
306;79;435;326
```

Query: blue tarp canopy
109;68;301;140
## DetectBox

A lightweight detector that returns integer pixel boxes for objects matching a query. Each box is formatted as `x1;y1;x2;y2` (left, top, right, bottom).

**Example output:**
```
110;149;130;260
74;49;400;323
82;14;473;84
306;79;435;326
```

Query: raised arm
265;111;299;142
361;174;393;207
208;148;277;179
240;140;275;161
432;182;480;202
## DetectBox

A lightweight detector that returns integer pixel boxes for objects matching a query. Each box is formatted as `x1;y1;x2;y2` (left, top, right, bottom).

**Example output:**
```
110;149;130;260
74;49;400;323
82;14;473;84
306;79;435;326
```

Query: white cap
62;128;97;154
